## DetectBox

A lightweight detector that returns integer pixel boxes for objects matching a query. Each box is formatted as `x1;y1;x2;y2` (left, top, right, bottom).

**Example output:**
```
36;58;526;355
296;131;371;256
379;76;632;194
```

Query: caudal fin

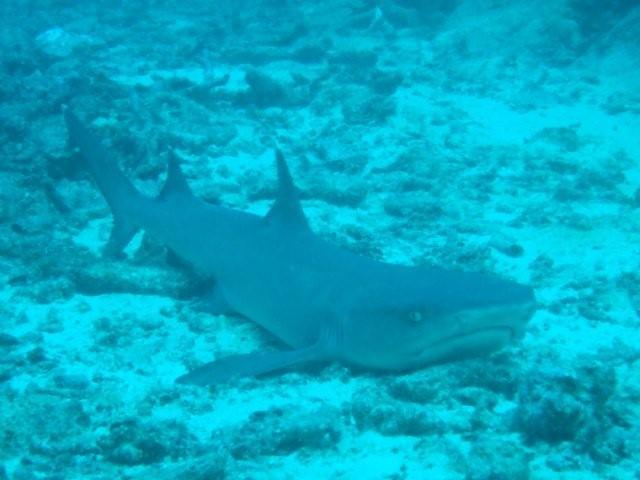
63;106;142;256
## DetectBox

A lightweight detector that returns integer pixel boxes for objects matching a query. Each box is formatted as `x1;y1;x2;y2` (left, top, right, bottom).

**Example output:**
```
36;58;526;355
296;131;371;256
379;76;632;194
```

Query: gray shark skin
63;107;536;386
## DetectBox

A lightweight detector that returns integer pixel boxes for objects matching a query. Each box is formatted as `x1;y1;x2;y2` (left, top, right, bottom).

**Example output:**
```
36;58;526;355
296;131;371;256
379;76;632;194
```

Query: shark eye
408;311;424;323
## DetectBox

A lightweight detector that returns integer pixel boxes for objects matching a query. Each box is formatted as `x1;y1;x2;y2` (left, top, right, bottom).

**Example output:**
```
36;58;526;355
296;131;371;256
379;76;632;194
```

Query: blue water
1;1;639;478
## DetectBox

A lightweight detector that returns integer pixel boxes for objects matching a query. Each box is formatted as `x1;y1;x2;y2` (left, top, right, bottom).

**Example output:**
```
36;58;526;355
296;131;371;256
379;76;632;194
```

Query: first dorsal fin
264;149;309;230
159;150;192;200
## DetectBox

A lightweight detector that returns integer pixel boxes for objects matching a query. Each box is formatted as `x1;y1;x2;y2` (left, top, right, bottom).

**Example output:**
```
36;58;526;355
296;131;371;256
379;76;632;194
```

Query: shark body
64;107;536;385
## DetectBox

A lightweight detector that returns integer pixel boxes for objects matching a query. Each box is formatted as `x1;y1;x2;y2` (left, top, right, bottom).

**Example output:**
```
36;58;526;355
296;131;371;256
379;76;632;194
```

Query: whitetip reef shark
63;107;536;386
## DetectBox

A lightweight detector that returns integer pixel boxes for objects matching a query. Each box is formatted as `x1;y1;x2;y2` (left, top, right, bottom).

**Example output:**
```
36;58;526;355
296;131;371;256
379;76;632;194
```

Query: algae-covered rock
341;94;396;125
464;436;530;480
53;371;91;391
386;376;440;404
0;333;19;347
99;418;197;465
240;70;288;108
515;357;619;457
351;386;442;436
143;454;228;480
217;404;342;458
35;28;94;58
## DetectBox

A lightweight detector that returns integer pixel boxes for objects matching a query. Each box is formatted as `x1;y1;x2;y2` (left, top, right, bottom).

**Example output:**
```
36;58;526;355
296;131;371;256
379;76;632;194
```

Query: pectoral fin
198;285;237;316
175;343;327;386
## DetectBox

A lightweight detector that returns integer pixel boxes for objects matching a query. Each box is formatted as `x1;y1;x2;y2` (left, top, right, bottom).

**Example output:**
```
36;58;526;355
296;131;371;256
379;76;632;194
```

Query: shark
63;106;536;386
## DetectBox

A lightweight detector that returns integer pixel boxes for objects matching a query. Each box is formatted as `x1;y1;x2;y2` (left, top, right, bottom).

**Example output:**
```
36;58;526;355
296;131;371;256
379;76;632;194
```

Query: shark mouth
423;325;517;351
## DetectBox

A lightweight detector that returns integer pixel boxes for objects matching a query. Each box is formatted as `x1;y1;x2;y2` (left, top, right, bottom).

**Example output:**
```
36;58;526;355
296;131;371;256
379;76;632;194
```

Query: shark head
340;265;536;371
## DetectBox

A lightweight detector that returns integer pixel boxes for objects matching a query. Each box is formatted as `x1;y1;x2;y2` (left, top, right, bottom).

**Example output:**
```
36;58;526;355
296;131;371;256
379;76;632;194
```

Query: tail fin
63;106;142;256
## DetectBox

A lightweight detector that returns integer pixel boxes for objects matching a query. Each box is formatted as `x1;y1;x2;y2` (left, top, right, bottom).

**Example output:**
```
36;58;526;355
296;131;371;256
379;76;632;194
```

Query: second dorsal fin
264;149;309;230
159;150;193;200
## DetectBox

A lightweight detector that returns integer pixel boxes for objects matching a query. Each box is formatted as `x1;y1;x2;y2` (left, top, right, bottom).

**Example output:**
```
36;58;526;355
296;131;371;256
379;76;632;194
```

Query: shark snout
413;298;537;366
508;299;537;339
